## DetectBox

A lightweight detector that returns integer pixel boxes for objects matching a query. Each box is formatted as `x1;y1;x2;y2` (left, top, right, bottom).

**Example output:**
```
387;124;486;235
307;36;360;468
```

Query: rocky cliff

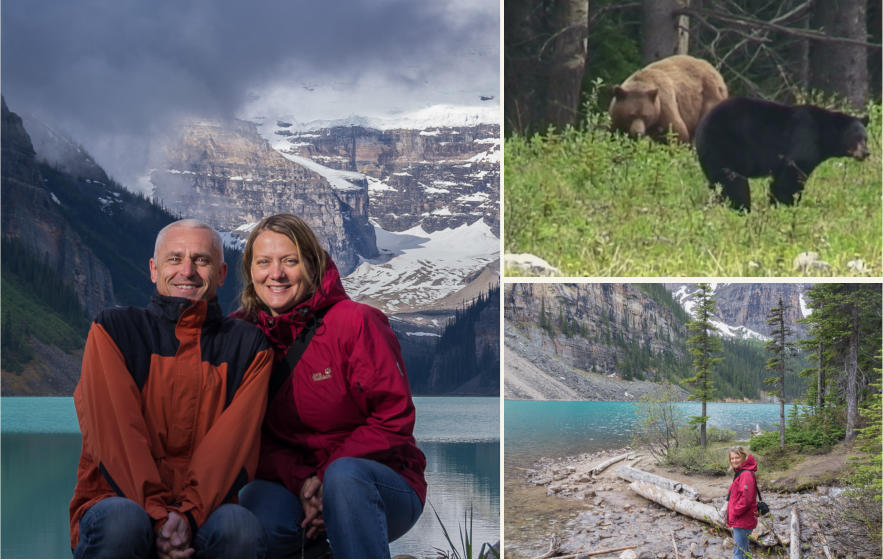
666;283;811;340
505;283;687;377
277;123;500;234
1;98;115;317
150;119;378;275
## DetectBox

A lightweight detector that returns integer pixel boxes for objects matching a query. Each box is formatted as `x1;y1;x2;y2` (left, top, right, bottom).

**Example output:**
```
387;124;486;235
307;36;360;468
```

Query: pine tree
684;283;723;448
765;295;795;448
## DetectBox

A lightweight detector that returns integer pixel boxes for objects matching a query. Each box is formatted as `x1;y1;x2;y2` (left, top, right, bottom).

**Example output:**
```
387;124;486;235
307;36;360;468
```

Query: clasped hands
299;475;326;539
157;511;194;559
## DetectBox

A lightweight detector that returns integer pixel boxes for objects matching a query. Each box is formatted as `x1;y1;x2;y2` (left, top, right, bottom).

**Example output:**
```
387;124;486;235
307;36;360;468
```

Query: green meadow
504;102;882;277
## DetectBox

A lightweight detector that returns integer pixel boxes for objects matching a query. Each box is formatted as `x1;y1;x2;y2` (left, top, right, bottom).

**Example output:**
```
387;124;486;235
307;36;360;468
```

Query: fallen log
615;465;700;499
627;482;780;547
581;544;639;557
590;453;630;476
790;507;800;558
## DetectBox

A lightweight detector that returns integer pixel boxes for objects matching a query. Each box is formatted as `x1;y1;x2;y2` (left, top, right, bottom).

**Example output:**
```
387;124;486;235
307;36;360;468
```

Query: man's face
149;226;227;301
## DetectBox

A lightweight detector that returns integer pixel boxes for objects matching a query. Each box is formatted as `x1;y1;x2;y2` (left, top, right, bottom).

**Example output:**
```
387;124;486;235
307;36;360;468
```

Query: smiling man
69;219;274;558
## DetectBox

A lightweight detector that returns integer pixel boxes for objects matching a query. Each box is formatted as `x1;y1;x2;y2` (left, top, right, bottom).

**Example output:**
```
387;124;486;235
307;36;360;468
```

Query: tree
801;283;882;442
809;0;868;109
684;283;723;448
765;295;796;448
641;0;689;62
505;0;589;135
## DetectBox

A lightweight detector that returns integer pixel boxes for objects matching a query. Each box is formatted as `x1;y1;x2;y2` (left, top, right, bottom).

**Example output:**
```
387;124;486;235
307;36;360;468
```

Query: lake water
1;396;500;558
504;400;795;557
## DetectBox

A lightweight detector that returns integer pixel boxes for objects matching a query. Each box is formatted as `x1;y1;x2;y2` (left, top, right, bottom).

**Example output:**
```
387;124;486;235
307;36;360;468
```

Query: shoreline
506;446;879;559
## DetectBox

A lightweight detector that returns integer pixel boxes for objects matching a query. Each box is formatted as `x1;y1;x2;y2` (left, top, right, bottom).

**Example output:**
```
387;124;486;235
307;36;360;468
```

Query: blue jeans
239;457;423;558
733;527;751;558
73;496;267;558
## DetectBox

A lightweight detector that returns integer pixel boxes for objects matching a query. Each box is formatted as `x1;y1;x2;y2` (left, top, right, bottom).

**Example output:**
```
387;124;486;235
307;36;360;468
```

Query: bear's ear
614;87;627;100
860;115;870;126
647;88;658;102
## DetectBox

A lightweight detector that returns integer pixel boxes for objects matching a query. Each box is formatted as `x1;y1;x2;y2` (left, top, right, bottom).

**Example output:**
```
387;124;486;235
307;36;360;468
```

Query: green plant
430;502;499;559
665;445;730;476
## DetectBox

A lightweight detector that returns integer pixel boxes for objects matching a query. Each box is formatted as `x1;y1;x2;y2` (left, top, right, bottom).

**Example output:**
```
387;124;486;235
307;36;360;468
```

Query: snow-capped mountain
249;104;499;136
342;219;499;313
666;283;811;341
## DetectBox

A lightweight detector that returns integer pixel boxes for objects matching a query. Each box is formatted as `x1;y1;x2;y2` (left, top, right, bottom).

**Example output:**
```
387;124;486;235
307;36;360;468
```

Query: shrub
665;445;730;476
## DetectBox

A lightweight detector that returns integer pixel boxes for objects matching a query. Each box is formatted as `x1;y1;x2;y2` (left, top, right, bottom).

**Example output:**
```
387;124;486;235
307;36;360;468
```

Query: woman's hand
299;476;325;539
156;511;194;558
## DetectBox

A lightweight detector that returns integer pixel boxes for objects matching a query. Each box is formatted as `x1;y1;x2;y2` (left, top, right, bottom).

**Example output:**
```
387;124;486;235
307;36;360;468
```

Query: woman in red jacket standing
234;214;426;559
726;446;758;559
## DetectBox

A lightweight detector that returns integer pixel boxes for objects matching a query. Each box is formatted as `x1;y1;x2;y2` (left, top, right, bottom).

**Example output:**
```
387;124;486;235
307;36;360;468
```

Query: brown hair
238;214;327;319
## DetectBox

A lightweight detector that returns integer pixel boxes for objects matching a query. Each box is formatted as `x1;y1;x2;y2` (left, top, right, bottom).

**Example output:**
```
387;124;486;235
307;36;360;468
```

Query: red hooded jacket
233;256;427;503
727;454;758;529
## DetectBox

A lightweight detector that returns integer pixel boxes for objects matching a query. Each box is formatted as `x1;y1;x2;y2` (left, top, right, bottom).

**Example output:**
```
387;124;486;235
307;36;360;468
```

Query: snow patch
278;152;364;192
342;220;498;311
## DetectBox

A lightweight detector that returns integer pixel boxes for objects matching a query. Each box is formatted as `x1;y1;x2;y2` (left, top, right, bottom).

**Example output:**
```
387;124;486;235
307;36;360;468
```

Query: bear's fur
694;97;870;212
608;55;728;143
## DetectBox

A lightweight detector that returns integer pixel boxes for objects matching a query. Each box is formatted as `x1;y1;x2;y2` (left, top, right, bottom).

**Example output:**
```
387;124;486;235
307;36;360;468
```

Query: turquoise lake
504;400;798;557
1;396;500;558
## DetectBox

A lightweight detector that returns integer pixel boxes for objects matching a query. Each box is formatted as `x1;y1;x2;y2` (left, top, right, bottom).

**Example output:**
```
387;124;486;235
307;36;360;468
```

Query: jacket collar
147;291;223;325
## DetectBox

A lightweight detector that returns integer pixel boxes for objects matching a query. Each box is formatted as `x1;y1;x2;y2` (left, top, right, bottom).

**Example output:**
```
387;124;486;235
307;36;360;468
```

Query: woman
234;214;426;559
726;446;758;559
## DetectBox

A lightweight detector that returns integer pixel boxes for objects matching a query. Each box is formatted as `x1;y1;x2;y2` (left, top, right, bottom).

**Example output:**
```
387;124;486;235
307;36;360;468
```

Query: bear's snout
629;119;647;137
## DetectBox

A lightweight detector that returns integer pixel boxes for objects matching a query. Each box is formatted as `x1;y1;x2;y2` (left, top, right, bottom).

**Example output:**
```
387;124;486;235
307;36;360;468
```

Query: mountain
505;283;808;401
271;122;500;234
150;118;376;275
665;283;812;341
406;285;500;396
0;100;246;394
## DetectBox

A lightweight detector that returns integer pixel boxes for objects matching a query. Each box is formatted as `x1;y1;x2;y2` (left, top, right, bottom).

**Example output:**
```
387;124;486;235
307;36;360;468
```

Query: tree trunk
616;466;700;499
845;295;859;441
590;452;629;475
700;399;707;448
504;0;589;136
809;0;868;110
642;0;680;62
817;304;825;408
790;507;801;559
627;482;781;547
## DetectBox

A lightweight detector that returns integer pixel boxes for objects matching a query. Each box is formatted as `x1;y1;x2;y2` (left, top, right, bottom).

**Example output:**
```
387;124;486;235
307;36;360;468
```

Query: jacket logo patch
312;367;332;382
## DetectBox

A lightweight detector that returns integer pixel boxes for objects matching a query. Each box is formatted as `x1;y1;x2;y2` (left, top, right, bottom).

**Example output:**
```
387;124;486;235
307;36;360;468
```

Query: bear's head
841;116;870;160
609;86;661;138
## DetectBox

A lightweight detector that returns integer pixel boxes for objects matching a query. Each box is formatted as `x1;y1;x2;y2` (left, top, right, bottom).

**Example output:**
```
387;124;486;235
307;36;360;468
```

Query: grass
504;101;882;277
430;502;499;559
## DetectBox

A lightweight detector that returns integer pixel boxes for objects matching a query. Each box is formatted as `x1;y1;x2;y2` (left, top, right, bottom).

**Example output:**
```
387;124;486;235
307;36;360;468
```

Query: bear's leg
715;168;751;212
770;166;806;206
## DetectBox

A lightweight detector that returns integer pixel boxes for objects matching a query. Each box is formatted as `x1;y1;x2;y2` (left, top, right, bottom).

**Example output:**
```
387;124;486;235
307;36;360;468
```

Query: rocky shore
512;447;879;559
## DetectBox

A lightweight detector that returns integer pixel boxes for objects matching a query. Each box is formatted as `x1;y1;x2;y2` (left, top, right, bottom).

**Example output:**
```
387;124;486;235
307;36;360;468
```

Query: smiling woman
231;213;427;559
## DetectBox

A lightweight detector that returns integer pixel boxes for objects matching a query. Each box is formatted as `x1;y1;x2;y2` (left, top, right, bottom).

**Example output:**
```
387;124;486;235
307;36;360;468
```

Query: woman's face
729;452;745;470
250;230;310;316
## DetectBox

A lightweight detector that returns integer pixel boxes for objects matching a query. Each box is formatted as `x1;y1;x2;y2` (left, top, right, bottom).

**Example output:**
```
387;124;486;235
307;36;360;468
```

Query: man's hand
156;511;194;559
299;476;325;539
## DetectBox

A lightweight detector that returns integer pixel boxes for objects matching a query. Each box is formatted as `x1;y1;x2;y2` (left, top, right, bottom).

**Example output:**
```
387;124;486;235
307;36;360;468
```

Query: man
69;219;273;558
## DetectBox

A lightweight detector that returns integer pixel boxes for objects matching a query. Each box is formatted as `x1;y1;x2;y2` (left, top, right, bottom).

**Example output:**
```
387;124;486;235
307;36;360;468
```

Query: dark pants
73;496;267;558
239;457;423;559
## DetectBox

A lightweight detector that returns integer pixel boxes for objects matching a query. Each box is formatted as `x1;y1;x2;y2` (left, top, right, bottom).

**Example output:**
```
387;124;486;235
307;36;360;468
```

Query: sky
1;0;500;190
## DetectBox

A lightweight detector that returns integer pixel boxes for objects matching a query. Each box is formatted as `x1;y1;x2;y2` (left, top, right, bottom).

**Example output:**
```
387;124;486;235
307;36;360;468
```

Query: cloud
1;0;499;189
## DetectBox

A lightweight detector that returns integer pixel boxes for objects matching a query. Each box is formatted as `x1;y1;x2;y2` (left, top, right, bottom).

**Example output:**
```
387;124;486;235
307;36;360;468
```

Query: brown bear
609;55;728;143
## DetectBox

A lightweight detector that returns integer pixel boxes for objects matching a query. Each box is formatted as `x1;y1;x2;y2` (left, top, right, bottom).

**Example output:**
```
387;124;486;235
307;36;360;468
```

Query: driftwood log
590;453;630;476
616;466;700;499
790;507;800;558
627;482;780;547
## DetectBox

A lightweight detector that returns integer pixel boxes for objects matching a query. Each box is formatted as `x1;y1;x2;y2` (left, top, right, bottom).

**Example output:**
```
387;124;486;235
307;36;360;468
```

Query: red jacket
234;256;427;503
727;454;758;529
70;294;273;548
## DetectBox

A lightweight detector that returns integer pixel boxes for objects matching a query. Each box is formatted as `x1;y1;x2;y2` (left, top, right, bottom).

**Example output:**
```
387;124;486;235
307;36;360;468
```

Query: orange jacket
69;293;273;548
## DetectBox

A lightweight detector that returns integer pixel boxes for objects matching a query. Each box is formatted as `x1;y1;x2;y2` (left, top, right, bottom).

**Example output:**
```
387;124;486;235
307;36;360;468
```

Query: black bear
694;97;870;211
